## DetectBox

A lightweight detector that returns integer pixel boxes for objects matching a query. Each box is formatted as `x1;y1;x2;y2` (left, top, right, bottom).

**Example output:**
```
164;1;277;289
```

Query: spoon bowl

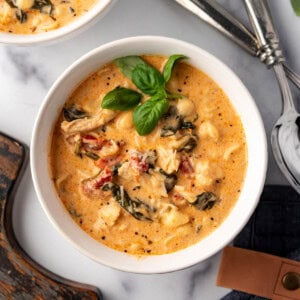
244;0;300;194
271;109;300;193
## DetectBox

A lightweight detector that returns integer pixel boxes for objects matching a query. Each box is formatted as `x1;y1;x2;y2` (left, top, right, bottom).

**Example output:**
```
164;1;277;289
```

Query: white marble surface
1;0;299;299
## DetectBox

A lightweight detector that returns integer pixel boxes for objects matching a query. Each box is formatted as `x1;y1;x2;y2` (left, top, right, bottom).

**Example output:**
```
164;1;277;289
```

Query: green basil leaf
132;64;165;96
133;97;169;135
291;0;300;16
101;87;142;111
114;56;147;79
163;54;187;82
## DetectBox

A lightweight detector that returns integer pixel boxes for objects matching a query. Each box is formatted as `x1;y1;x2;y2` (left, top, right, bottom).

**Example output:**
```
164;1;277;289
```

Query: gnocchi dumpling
176;98;195;117
0;3;12;25
160;206;189;227
194;160;223;188
14;0;34;10
115;111;134;130
198;121;219;142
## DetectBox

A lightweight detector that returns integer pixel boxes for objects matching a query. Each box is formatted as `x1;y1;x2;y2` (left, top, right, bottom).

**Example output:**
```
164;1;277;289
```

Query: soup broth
50;55;247;255
0;0;96;34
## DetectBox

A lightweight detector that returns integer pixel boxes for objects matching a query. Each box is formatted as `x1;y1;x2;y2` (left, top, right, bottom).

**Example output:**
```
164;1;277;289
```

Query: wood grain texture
0;132;102;299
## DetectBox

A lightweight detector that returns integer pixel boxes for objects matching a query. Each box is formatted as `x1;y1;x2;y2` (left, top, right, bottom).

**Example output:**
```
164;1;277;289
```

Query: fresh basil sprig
101;87;142;111
101;54;187;135
133;95;169;135
114;56;147;79
163;54;187;82
132;64;165;96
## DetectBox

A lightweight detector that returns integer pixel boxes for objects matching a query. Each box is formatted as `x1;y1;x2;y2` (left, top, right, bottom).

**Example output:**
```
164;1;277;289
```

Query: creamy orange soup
50;55;247;255
0;0;97;34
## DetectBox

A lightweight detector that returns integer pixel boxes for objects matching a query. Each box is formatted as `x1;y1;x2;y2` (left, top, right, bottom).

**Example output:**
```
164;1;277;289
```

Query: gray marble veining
1;0;299;299
5;47;49;88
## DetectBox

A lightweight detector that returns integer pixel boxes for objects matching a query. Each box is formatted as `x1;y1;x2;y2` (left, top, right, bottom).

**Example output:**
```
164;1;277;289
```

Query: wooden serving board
0;132;102;299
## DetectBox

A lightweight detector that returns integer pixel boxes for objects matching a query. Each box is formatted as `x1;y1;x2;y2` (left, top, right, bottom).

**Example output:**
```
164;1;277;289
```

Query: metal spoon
173;0;300;89
244;0;300;193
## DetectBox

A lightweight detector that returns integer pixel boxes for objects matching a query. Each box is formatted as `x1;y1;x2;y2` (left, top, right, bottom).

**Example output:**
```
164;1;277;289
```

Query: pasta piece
133;127;160;149
31;15;49;29
55;173;72;195
127;243;144;253
198;121;219;142
0;3;12;25
176;223;194;235
160;205;189;227
194;160;223;188
14;0;34;10
164;224;193;249
156;146;180;174
176;98;195;117
195;174;213;187
36;18;59;33
223;143;240;160
115;111;134;130
118;223;129;231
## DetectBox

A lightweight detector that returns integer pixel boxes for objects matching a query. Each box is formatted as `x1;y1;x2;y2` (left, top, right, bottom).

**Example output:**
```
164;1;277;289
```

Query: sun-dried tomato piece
179;154;194;175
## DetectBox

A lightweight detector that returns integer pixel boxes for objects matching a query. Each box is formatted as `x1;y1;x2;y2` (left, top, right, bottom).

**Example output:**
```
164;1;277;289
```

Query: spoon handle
174;0;258;55
0;132;102;299
243;0;295;113
174;0;300;89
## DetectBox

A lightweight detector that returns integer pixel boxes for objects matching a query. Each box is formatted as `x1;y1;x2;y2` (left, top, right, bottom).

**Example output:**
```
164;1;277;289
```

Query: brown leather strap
216;246;300;300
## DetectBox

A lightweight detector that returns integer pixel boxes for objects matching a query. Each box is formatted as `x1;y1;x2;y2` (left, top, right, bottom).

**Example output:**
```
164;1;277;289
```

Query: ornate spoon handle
243;0;295;113
174;0;300;89
175;0;258;55
0;132;102;299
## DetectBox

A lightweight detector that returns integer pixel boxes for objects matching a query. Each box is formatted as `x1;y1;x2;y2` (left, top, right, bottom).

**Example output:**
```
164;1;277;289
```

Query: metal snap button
282;272;300;290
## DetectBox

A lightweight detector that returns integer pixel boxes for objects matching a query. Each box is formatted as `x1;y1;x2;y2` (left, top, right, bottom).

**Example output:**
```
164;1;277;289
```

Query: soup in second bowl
0;0;97;34
50;54;247;255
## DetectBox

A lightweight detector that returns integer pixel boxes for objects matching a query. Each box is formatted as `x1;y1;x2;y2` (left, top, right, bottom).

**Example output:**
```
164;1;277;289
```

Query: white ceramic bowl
31;36;267;273
0;0;114;46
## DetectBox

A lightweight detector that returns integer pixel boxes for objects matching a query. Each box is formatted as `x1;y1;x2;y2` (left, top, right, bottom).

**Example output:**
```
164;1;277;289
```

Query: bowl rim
31;35;268;273
0;0;114;45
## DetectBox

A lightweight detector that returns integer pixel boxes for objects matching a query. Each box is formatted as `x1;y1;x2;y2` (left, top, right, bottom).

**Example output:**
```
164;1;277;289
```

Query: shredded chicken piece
156;146;180;174
173;185;197;203
61;109;119;134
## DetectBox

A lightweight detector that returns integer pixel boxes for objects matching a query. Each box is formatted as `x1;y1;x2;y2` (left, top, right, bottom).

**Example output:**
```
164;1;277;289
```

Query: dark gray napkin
220;185;300;300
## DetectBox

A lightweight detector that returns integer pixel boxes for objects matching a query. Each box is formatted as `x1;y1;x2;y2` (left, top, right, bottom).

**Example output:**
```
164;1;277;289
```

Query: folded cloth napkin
221;185;300;300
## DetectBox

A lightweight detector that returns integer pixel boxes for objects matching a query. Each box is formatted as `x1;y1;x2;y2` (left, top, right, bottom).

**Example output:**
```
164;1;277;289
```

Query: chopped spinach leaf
16;9;27;23
102;183;155;221
32;0;53;14
63;105;89;122
159;169;177;192
191;192;218;210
